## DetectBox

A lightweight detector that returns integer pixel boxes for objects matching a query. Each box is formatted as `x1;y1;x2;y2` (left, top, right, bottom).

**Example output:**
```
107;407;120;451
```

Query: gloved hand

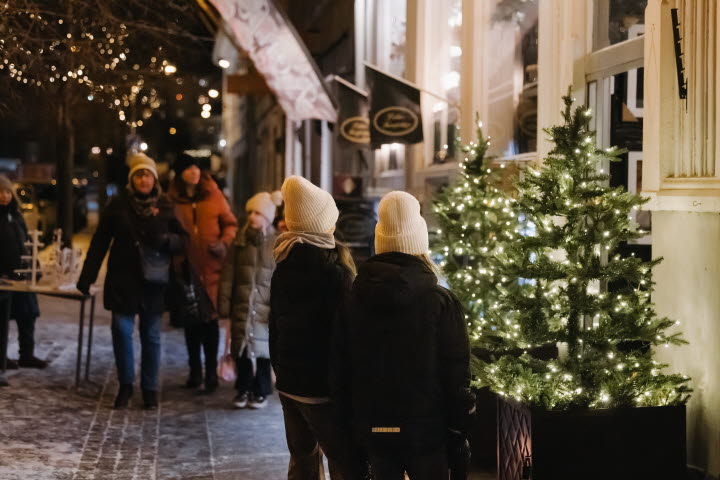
208;241;227;259
76;281;91;296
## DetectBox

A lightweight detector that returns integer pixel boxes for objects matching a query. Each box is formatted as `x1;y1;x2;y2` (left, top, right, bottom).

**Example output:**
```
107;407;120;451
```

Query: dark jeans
368;447;448;480
111;311;162;391
184;320;219;380
235;347;272;397
279;394;368;480
11;314;36;358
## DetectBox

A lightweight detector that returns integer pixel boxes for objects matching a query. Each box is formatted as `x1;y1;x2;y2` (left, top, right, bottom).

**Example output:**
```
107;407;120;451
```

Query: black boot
185;370;203;388
114;384;134;410
204;370;218;394
5;358;18;370
142;389;158;410
18;355;48;369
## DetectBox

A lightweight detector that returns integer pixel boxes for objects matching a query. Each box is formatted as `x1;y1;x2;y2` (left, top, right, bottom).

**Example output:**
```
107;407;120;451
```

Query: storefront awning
208;0;337;122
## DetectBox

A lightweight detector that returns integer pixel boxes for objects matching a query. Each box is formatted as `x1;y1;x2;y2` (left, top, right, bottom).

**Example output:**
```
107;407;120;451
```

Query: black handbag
128;209;171;286
169;258;213;327
137;244;171;285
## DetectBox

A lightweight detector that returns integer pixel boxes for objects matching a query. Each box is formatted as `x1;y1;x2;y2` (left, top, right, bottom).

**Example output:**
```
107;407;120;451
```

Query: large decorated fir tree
432;116;522;354
476;90;691;410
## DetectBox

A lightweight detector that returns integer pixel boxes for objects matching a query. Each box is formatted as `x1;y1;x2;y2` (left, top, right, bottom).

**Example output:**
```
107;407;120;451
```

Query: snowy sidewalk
0;293;290;480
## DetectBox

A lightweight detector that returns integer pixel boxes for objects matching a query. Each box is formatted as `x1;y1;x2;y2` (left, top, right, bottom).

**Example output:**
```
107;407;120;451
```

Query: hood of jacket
352;252;437;311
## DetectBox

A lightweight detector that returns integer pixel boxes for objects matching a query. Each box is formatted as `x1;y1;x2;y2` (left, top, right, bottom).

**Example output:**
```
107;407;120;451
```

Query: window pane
427;0;462;165
486;0;539;157
594;0;647;50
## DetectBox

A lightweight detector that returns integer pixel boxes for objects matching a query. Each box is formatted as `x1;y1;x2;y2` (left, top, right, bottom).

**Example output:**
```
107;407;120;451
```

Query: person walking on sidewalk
0;174;47;370
77;154;187;410
332;191;476;480
270;176;368;480
168;153;238;393
219;191;281;410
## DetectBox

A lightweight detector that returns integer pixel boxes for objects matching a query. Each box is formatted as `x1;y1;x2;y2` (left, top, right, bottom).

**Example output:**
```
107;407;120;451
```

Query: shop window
594;0;648;50
426;0;462;165
486;0;538;158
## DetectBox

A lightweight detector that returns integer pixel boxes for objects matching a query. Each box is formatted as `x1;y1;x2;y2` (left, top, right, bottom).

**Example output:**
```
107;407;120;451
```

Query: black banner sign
334;76;371;148
366;65;423;146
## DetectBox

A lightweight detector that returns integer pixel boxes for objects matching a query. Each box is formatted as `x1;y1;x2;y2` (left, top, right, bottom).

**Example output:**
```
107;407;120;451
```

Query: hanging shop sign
209;0;337;122
365;64;423;146
334;76;370;147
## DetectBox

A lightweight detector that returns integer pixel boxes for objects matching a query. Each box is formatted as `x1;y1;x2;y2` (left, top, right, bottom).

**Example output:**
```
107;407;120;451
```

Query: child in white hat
331;190;475;478
219;191;282;409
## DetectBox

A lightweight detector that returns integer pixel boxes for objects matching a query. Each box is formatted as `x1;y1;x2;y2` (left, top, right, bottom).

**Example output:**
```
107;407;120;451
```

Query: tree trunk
57;97;75;246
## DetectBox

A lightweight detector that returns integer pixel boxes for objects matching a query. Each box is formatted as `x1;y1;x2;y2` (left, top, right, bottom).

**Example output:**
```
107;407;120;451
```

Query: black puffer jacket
332;252;475;453
269;243;353;397
78;190;187;315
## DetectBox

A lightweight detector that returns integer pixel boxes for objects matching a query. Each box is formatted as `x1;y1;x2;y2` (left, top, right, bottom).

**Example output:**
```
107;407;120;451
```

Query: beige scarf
273;231;335;263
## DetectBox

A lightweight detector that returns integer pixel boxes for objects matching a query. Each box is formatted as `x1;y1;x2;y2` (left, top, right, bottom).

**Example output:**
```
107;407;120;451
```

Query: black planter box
497;398;687;480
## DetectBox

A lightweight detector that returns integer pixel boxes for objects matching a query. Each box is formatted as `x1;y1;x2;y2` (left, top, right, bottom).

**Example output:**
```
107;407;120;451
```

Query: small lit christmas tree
477;89;691;410
432;115;523;354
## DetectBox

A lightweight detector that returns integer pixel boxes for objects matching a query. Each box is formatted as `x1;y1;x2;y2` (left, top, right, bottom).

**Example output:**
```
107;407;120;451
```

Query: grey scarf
126;184;162;218
273;231;335;263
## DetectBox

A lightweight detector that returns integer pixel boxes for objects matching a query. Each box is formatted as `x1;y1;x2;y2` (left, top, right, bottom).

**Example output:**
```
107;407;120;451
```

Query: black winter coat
269;243;353;397
0;202;40;320
332;252;475;454
78;190;186;315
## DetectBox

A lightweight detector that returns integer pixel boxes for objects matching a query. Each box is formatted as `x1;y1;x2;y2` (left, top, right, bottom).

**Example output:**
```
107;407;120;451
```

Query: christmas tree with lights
432;115;524;355
476;90;691;410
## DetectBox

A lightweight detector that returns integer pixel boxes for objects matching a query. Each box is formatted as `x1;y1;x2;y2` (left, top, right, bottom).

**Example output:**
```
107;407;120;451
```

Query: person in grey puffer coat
219;191;281;409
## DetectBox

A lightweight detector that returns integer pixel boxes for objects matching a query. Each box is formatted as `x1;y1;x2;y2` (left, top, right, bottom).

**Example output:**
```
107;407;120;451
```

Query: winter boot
185;370;203;388
142;389;158;410
4;358;18;370
204;370;219;394
114;384;134;410
18;355;48;369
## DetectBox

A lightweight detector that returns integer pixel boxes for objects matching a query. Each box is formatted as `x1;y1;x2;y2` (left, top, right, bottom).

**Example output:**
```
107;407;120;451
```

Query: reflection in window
486;0;538;157
595;0;648;49
429;0;462;165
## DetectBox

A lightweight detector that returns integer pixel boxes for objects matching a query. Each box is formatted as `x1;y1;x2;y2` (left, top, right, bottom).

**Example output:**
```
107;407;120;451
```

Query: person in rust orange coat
169;153;238;393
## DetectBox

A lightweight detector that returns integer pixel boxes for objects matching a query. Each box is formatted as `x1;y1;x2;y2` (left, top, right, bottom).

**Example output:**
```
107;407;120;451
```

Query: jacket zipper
192;202;198;235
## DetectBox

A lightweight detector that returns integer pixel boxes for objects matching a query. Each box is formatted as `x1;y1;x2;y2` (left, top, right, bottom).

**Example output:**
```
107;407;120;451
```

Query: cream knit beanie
246;191;282;223
127;152;158;181
375;191;429;255
281;176;339;233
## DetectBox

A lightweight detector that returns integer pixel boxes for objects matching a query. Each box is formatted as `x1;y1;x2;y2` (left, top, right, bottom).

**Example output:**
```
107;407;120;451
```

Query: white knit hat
281;176;339;233
127;152;158;181
246;191;282;223
375;191;429;255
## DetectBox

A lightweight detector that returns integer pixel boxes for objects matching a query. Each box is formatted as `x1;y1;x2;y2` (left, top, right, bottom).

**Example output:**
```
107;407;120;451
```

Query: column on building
644;0;720;476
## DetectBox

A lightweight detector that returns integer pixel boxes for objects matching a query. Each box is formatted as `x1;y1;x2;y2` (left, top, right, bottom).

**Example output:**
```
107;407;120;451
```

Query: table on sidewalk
0;282;97;388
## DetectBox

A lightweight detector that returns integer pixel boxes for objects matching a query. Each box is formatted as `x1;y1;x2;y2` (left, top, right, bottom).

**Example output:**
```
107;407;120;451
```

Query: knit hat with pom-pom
246;191;283;223
281;176;338;233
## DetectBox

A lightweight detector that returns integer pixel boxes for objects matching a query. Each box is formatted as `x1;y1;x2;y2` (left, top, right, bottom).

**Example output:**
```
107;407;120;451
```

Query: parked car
13;180;88;240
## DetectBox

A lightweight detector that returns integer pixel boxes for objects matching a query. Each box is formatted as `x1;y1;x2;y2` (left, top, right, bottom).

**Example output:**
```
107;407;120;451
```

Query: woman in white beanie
78;153;187;410
331;191;475;479
219;191;282;410
269;176;367;479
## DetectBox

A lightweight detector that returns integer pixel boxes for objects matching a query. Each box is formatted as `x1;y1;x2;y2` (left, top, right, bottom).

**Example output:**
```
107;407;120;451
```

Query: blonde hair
415;253;442;279
336;240;358;277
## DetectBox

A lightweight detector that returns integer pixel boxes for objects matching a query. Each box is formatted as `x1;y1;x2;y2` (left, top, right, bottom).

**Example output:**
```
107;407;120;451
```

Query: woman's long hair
415;252;442;280
336;240;357;278
170;170;213;202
